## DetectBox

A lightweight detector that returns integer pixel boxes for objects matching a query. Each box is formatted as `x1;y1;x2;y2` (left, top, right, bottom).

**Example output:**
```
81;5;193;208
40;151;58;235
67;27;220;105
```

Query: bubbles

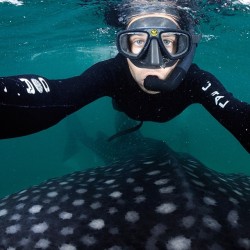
116;0;197;30
238;0;250;5
112;0;250;29
201;34;218;42
0;0;23;6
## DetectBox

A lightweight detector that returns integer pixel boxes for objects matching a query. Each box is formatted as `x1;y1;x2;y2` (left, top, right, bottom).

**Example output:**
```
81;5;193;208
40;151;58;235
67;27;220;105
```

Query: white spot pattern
203;196;217;206
154;179;169;185
166;236;191;250
76;188;87;194
81;235;97;246
47;206;59;214
29;205;43;214
0;209;8;217
227;210;239;228
72;199;85;206
159;186;175;194
156;203;177;214
59;212;72;220
35;239;50;249
0;146;249;250
90;202;102;209
108;207;118;214
107;246;122;250
147;170;161;176
109;191;122;198
105;179;115;184
6;224;21;234
126;178;134;183
89;219;105;230
125;211;140;223
134;195;146;203
202;216;221;232
60;227;74;236
10;214;21;221
59;244;76;250
31;222;49;233
15;203;25;210
181;216;196;229
46;191;58;198
238;238;250;249
133;187;144;192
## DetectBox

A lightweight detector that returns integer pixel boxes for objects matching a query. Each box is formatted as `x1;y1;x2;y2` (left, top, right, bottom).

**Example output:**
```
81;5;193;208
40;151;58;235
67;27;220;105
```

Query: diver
0;1;249;153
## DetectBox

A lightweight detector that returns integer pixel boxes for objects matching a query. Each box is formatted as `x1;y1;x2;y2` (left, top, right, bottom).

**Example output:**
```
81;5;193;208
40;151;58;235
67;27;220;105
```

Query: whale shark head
0;117;250;249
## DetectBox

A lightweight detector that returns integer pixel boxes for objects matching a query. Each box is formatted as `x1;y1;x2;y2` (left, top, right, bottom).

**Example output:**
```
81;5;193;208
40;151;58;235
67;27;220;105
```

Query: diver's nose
149;39;162;66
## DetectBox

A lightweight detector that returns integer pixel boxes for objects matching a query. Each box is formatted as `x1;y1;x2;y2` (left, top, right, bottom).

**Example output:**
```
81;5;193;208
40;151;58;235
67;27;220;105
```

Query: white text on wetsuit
19;77;50;94
202;81;229;108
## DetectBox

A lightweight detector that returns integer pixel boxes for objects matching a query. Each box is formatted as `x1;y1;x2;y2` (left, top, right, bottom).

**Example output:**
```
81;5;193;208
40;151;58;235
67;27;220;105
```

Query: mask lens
160;32;190;58
117;30;191;63
118;31;149;58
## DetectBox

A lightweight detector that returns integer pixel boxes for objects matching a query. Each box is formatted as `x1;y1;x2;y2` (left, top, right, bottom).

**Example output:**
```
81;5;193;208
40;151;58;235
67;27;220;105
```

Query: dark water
0;0;249;198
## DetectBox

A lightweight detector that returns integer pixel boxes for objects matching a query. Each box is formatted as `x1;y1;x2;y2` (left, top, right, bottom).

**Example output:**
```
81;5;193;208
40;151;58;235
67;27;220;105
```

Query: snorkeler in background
0;0;249;153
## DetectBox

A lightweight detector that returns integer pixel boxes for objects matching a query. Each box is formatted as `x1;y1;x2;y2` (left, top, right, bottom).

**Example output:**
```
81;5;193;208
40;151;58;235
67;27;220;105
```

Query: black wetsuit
0;54;249;153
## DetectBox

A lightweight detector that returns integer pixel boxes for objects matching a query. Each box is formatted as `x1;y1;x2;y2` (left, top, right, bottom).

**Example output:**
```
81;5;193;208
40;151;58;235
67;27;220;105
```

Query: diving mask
116;16;192;68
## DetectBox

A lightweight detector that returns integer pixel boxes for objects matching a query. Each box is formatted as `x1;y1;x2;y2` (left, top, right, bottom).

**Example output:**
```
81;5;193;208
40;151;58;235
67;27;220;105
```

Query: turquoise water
0;0;249;198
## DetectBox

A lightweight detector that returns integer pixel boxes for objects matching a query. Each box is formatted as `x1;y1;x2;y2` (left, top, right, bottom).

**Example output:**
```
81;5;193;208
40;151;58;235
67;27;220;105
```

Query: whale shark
0;115;250;250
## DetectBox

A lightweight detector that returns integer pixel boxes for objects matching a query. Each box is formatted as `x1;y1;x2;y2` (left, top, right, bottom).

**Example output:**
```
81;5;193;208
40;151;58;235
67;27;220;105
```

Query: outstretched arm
187;64;250;153
0;59;115;139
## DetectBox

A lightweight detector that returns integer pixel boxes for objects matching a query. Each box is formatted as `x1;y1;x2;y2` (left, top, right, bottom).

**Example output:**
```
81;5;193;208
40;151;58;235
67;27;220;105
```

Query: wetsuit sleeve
0;60;114;139
187;64;250;153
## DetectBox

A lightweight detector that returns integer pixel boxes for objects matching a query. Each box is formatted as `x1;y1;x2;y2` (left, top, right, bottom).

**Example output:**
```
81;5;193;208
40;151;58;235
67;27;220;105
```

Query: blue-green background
0;0;249;198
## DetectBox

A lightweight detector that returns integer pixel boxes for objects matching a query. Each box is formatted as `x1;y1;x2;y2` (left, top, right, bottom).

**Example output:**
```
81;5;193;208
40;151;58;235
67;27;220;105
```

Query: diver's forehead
127;14;180;29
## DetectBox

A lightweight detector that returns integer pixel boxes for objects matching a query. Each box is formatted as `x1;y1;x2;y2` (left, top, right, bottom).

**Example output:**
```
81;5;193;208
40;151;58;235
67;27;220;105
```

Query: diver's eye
161;34;177;54
133;39;145;47
129;35;147;54
162;39;176;54
162;39;173;46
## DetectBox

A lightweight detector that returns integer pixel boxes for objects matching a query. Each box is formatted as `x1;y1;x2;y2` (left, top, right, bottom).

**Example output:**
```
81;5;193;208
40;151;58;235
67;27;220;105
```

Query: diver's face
126;14;180;94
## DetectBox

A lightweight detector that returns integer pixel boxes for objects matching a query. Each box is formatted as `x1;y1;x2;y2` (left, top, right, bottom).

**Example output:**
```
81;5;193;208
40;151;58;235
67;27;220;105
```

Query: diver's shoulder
188;63;203;73
187;63;215;78
189;63;219;74
97;53;126;65
92;53;126;71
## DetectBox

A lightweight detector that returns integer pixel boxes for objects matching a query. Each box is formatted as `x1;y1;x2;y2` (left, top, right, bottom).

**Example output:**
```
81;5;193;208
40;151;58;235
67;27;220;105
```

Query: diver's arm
187;64;250;153
0;60;114;139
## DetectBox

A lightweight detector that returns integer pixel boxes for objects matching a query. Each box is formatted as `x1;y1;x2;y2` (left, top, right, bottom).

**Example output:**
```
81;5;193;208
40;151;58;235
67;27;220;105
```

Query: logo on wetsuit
19;77;50;94
202;81;229;108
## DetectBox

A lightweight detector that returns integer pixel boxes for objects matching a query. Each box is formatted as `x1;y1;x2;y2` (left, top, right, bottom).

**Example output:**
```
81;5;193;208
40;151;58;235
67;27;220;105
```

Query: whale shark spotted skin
0;121;250;249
